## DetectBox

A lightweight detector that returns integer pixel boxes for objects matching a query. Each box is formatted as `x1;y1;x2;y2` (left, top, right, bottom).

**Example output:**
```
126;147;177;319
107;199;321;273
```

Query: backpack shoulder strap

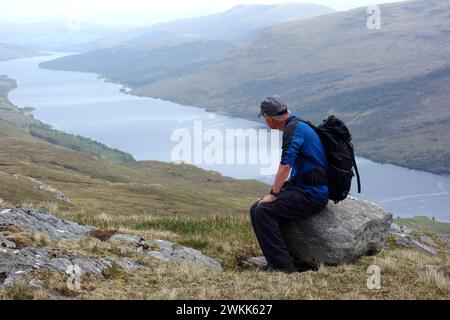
297;119;326;169
350;143;362;193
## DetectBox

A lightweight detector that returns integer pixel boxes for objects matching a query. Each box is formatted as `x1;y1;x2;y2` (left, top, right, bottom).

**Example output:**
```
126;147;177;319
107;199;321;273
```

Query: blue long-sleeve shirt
281;114;329;199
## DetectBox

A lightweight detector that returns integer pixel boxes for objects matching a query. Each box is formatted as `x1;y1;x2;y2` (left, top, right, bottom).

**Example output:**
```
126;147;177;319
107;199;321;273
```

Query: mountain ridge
83;3;336;49
0;21;128;51
0;43;38;61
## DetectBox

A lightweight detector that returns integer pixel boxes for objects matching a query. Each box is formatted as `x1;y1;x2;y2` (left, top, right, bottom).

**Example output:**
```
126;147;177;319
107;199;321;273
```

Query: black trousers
250;184;328;269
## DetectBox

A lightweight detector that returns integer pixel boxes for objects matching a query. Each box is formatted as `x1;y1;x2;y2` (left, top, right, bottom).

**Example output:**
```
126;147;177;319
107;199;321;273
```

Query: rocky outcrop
0;246;142;287
0;207;92;240
240;256;267;270
0;207;223;287
420;235;437;247
279;197;393;267
26;177;71;204
390;223;437;255
148;240;223;271
104;233;223;271
0;233;16;249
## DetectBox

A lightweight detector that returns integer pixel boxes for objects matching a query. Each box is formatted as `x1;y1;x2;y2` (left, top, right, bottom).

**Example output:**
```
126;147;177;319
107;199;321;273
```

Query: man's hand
272;164;291;195
258;194;277;204
257;164;291;205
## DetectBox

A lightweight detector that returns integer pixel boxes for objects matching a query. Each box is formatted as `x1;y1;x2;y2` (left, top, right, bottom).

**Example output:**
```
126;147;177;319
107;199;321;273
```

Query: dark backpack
300;116;361;203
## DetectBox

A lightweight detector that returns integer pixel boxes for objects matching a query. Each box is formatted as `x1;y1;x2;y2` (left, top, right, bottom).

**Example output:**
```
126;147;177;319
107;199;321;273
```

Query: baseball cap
258;96;288;118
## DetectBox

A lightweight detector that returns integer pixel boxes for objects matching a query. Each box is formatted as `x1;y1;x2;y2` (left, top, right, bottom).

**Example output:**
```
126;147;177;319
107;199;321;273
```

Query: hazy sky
0;0;407;26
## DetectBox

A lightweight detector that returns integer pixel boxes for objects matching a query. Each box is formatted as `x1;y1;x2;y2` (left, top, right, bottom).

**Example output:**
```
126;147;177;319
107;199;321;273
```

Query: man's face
264;115;287;131
264;116;278;130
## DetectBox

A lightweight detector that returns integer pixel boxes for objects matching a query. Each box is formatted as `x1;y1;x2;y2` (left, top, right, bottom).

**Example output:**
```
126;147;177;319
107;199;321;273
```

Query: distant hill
0;21;127;51
40;3;335;86
85;3;336;49
0;43;37;61
136;3;335;40
43;40;238;87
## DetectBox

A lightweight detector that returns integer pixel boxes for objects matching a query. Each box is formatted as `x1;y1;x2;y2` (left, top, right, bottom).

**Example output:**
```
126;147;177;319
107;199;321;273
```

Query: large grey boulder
26;177;71;204
280;197;393;267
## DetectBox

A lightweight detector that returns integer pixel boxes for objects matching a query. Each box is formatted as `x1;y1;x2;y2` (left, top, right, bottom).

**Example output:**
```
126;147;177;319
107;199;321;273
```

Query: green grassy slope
0;76;267;217
0;75;135;163
395;216;450;237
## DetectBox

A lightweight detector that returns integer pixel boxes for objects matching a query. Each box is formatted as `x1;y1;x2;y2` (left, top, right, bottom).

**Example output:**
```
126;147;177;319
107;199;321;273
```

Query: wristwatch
270;189;280;197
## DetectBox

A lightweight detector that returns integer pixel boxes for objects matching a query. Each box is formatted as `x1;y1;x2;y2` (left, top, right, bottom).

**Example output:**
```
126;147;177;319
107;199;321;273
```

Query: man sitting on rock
250;96;329;273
